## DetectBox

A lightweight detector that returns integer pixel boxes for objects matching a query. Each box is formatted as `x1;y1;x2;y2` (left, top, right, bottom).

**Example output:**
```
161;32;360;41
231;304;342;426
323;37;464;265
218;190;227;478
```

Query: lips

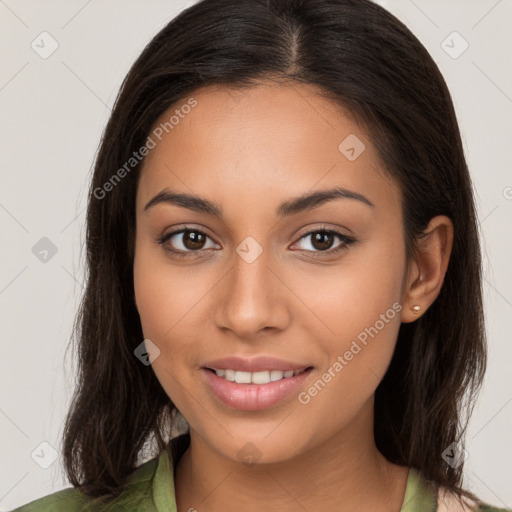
207;368;307;385
202;355;311;373
200;355;314;410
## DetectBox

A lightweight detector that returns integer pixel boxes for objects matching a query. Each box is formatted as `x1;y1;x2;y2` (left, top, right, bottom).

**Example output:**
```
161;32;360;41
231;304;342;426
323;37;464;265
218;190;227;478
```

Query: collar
151;449;437;511
400;467;438;512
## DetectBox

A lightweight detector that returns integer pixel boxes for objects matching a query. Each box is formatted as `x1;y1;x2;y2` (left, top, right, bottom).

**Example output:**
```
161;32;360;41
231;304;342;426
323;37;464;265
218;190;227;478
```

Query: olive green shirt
10;449;511;511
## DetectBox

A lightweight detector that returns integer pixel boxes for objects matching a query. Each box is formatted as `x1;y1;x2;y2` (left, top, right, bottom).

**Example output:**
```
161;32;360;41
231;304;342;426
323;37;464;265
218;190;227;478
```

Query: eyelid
290;225;355;253
156;225;218;255
157;224;356;257
293;223;353;243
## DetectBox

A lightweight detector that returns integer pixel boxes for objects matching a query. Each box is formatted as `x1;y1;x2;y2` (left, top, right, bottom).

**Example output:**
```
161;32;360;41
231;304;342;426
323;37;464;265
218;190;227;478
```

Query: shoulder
10;486;94;512
10;455;160;512
437;485;512;512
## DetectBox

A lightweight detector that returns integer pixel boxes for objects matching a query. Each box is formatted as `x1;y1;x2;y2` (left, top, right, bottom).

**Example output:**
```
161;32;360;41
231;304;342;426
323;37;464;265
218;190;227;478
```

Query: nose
213;247;290;340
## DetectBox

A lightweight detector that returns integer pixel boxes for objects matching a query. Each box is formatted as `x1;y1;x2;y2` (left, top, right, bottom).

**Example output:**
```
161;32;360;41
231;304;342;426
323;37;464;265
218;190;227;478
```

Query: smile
201;367;314;411
206;368;309;384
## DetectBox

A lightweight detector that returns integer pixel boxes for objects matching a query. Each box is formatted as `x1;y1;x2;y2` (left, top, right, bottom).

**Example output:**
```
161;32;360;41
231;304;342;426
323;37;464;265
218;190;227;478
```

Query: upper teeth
213;369;304;384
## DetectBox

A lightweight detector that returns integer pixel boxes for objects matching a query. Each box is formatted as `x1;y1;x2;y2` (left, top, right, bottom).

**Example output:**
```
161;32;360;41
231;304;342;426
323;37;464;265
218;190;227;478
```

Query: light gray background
1;0;511;510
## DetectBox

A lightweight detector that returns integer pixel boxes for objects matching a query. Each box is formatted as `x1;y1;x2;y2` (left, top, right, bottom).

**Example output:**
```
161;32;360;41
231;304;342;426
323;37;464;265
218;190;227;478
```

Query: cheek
291;235;405;396
133;236;181;346
133;244;194;403
134;238;189;336
133;243;162;338
133;240;215;365
291;236;405;340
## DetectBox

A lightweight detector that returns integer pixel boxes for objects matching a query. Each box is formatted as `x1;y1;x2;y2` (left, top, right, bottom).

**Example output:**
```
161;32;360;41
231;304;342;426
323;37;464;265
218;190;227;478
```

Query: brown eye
310;231;336;251
157;228;219;257
293;228;356;255
181;230;207;250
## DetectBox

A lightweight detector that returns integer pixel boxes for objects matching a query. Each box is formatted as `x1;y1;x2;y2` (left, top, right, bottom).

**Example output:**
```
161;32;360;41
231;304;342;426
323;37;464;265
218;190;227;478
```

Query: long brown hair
62;0;486;504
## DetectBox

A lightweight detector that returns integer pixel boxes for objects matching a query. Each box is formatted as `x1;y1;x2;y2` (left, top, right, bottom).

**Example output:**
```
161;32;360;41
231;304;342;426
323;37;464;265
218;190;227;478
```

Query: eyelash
156;225;356;259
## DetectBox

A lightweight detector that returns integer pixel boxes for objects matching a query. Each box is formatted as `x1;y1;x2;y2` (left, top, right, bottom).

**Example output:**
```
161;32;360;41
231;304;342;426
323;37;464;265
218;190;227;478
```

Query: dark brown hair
62;0;486;505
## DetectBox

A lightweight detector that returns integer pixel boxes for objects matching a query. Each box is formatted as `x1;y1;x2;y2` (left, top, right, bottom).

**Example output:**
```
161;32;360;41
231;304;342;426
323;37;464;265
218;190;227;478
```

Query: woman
12;0;510;510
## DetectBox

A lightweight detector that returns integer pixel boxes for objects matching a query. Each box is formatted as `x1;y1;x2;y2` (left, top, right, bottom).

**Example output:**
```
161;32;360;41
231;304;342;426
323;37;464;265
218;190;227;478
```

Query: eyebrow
143;186;374;217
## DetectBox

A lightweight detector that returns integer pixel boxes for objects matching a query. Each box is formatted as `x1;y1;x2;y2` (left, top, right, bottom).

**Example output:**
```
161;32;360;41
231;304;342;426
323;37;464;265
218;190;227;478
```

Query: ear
401;215;454;323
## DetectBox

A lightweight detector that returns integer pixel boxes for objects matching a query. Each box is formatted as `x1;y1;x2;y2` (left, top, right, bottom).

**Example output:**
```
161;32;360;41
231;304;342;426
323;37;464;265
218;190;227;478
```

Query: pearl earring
411;305;421;314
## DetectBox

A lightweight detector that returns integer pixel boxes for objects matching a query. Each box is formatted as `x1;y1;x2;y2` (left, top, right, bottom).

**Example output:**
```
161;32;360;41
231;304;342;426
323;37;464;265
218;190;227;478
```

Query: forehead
136;81;399;218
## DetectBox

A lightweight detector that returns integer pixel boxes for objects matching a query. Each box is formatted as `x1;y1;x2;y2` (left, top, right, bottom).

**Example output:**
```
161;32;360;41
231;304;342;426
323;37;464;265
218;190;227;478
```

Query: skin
133;81;453;512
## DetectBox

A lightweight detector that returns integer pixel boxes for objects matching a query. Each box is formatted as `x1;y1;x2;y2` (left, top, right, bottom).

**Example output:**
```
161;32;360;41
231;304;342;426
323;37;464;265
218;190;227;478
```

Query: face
133;81;408;465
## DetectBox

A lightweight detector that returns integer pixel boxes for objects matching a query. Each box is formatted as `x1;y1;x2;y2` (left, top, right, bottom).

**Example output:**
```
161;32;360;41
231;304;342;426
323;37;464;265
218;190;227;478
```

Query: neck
174;400;409;512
